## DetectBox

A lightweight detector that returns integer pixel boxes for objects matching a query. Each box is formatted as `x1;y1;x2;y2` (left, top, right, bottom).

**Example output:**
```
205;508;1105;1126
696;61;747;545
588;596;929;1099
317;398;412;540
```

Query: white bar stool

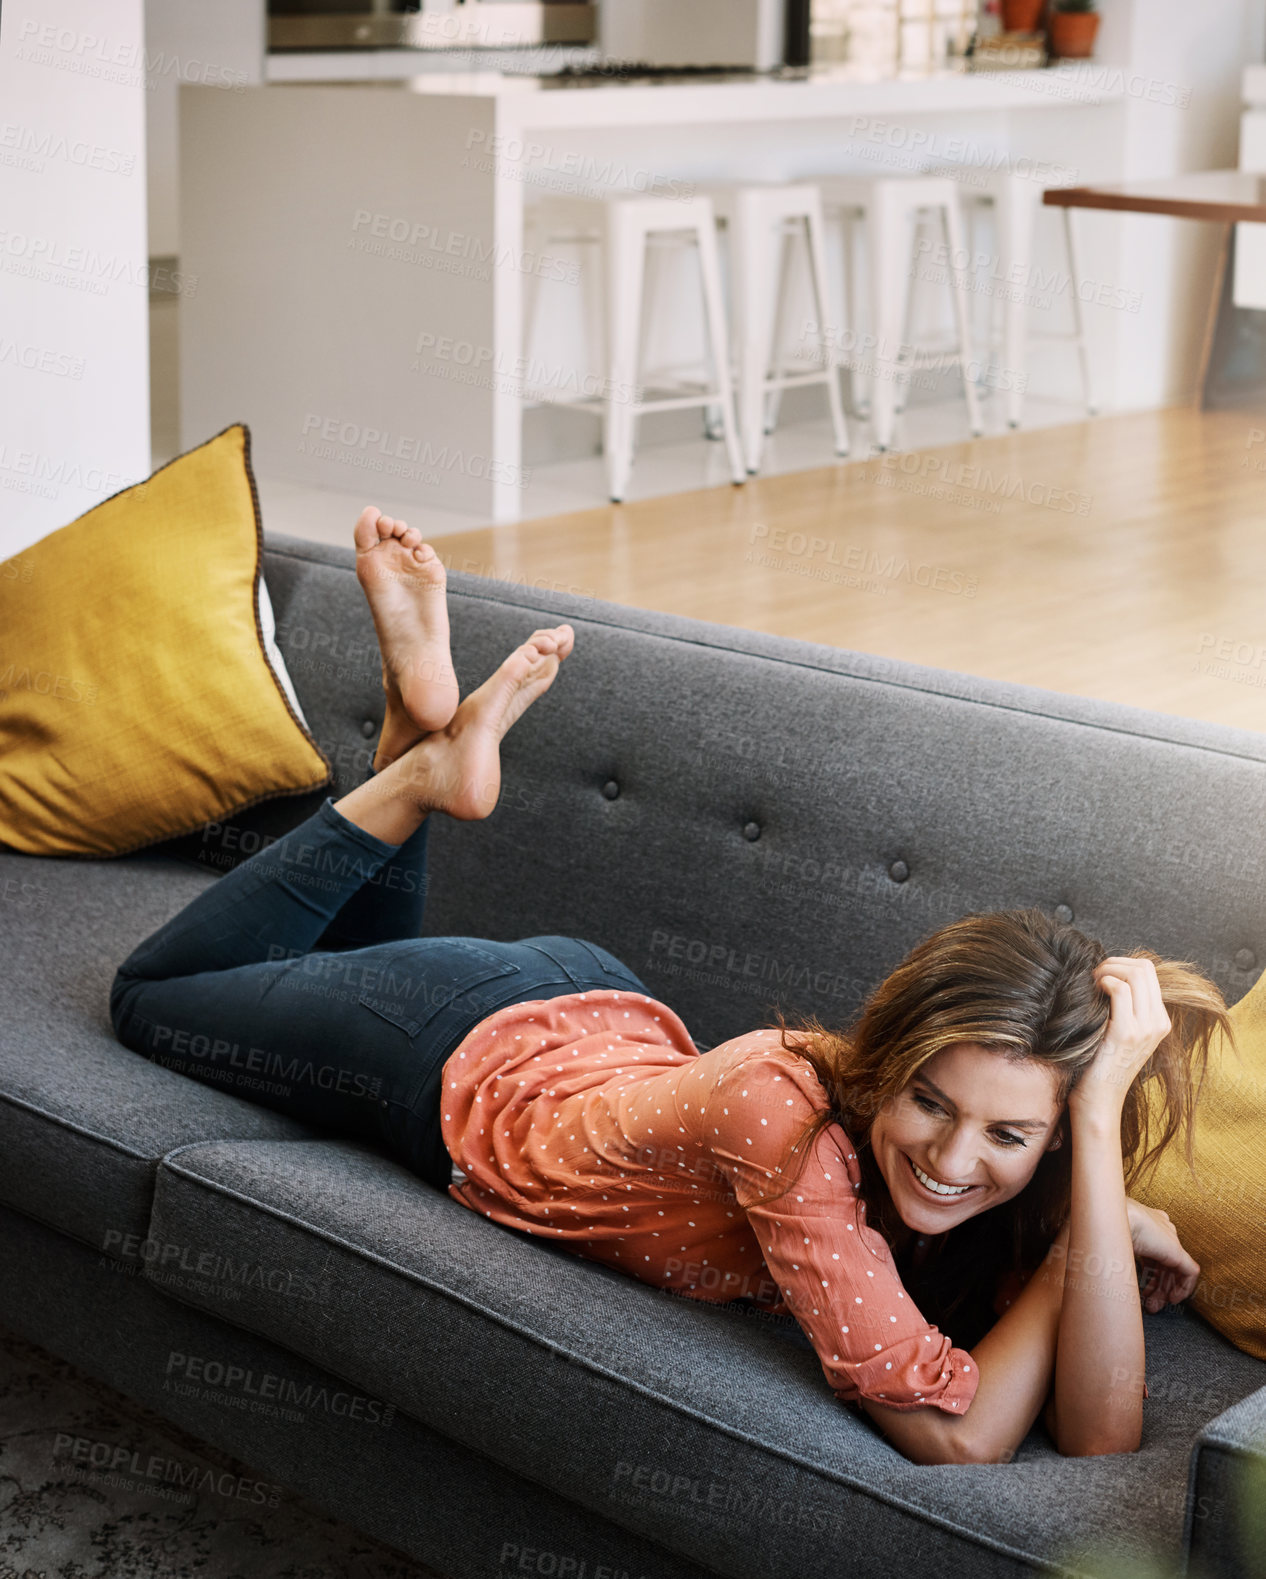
700;182;851;473
814;174;985;452
522;193;745;504
918;165;1097;427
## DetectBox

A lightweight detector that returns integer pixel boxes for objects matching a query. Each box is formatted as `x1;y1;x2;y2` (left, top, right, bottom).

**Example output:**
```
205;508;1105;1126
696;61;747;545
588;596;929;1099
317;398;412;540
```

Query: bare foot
353;506;460;767
381;624;575;821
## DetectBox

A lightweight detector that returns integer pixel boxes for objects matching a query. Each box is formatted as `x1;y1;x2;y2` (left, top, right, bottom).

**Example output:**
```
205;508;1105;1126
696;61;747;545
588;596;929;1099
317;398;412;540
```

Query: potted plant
1047;0;1100;58
1000;0;1044;31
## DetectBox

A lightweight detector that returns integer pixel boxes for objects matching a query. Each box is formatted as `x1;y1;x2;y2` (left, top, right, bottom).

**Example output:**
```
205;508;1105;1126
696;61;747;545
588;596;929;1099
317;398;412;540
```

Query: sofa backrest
263;533;1266;1052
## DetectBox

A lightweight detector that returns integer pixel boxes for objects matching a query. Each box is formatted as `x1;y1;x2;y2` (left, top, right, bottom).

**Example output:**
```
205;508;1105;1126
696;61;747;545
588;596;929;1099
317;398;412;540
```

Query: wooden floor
435;406;1266;733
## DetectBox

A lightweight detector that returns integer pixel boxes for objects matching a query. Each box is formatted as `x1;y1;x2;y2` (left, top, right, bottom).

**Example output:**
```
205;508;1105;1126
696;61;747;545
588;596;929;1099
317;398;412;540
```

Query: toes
412;544;445;581
536;625;573;660
359;512;430;560
353;506;383;550
520;625;573;665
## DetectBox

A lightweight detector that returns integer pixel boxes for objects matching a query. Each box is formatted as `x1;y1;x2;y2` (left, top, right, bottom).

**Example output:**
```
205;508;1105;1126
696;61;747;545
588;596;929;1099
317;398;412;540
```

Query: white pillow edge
257;574;310;729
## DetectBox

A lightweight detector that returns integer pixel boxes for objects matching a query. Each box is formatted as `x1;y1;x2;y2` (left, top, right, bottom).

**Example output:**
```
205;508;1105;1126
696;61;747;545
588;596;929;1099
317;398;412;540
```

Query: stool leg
1061;205;1098;416
963;201;997;394
844;209;870;418
580;236;606;412
966;203;986;361
998;180;1034;429
983;205;1004;396
735;197;776;474
939;197;984;438
704;224;727;450
760;226;791;438
869;185;907;451
760;227;795;451
696;215;746;486
894;210;930;418
703;220;729;440
803;206;850;457
605;208;645;504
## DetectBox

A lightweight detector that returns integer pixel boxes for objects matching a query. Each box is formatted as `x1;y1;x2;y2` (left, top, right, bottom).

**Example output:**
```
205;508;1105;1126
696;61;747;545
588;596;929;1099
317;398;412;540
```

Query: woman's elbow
899;1429;1014;1466
919;1435;993;1466
858;1398;991;1465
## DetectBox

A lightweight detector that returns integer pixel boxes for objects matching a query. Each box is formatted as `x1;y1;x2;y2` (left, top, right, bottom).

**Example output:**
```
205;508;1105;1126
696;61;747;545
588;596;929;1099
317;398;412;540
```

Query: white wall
0;0;150;555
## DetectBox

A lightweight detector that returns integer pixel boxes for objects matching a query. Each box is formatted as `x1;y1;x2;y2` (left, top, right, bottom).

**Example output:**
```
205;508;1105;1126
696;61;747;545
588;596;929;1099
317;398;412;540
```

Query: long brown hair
746;908;1231;1345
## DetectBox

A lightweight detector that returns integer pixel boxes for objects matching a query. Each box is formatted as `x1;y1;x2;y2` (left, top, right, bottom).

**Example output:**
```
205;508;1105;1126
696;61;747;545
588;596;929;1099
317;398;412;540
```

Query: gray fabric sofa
3;528;1266;1579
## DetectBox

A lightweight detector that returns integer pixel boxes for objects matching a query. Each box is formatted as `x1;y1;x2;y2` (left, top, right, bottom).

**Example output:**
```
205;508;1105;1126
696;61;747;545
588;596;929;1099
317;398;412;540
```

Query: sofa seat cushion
148;1137;1266;1579
0;850;315;1257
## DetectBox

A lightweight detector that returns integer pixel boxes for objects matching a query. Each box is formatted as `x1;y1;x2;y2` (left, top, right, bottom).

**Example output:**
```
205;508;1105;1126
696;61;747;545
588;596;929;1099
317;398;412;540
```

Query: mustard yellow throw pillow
0;424;331;858
1135;971;1266;1359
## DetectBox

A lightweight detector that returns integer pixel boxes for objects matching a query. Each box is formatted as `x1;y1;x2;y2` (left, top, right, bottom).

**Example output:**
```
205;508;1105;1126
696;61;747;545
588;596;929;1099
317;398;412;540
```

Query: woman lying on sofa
110;507;1230;1469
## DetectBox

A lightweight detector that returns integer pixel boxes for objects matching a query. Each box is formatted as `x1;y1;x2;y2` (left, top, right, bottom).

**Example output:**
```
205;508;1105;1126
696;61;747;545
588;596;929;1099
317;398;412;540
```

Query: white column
0;0;151;555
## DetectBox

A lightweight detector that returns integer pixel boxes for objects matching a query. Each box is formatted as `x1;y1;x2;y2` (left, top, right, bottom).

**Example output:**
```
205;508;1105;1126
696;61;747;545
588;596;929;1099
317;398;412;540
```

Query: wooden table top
1043;169;1266;223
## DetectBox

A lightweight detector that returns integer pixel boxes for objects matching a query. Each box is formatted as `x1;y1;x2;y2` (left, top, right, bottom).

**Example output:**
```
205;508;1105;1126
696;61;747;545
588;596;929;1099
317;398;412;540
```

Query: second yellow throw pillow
1135;969;1266;1360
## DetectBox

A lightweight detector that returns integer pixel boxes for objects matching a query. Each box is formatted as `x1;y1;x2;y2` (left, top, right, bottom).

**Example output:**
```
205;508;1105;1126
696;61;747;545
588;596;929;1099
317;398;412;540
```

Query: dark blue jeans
110;791;650;1191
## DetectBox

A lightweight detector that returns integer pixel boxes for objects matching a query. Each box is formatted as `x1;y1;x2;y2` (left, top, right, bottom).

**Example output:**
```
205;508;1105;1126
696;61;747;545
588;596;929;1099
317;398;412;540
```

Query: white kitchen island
181;65;1131;520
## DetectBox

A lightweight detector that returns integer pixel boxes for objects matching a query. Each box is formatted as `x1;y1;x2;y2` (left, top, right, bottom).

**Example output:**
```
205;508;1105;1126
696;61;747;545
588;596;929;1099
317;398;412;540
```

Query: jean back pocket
359;938;523;1038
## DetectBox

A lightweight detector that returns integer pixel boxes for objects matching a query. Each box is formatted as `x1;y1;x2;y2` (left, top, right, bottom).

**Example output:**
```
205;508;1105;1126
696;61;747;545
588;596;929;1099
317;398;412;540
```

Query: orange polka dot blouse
440;987;980;1414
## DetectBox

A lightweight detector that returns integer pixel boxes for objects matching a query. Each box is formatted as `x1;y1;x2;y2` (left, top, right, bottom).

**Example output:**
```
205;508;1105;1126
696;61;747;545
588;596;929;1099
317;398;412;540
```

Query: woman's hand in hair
1069;955;1173;1121
1124;1197;1201;1313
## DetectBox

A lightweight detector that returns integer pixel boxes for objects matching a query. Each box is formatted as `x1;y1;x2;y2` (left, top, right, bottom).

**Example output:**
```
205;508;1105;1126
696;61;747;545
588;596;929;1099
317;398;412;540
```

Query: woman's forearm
861;1226;1068;1465
957;1222;1068;1461
1052;1110;1144;1455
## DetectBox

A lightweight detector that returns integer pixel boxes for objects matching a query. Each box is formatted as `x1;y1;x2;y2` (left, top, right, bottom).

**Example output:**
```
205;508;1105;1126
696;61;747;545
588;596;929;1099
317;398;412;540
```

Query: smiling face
868;1042;1065;1235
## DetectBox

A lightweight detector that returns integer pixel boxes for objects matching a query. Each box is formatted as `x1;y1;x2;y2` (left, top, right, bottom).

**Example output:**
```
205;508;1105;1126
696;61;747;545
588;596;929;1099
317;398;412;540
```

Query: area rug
0;1322;441;1578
